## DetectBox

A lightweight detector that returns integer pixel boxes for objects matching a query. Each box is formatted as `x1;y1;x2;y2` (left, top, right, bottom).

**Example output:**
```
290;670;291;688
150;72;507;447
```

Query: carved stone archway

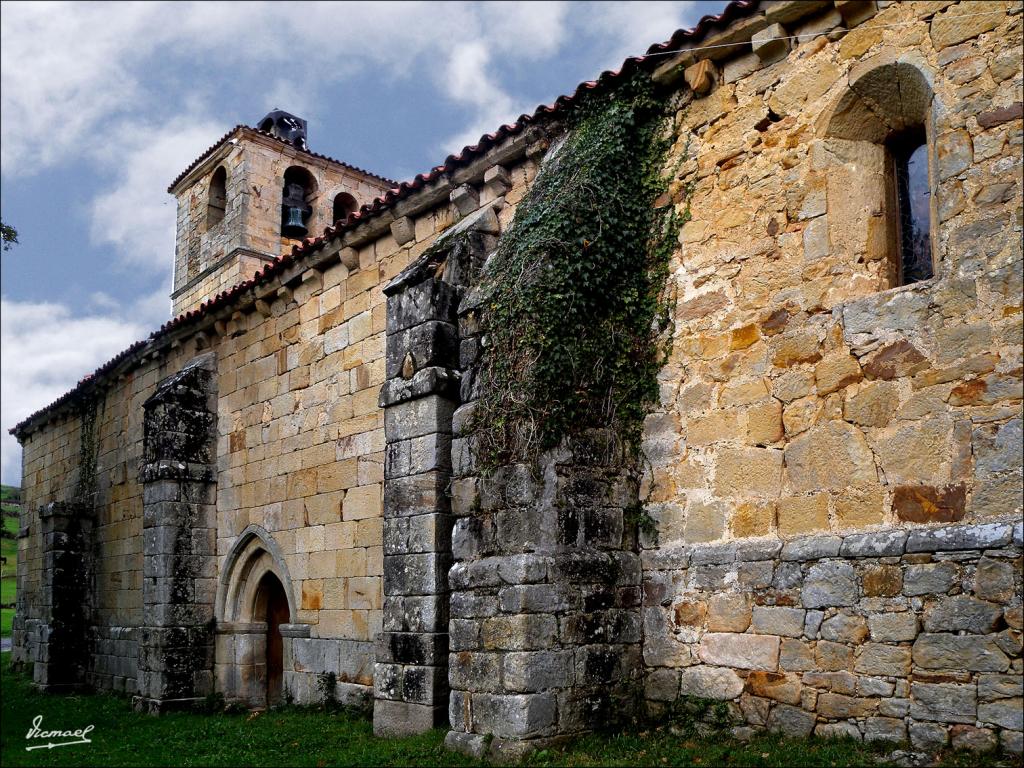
215;525;305;707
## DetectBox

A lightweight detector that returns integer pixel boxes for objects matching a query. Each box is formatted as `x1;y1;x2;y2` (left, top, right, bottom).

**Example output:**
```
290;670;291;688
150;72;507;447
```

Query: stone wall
13;353;182;694
645;0;1023;547
13;118;541;713
643;522;1023;752
637;0;1024;751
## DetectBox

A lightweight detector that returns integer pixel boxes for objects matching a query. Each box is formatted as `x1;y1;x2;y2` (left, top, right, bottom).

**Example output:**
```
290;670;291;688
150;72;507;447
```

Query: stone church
10;0;1023;759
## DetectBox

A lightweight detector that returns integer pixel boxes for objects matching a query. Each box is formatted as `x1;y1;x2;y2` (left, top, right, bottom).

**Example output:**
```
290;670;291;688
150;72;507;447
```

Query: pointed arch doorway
253;572;289;707
216;525;302;709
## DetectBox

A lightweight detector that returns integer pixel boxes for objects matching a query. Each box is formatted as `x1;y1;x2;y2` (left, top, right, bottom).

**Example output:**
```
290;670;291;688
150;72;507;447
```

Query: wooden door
263;577;289;706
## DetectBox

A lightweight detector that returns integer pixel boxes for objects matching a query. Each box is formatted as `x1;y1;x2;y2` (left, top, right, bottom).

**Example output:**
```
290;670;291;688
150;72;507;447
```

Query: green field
2;484;19;637
0;653;1012;768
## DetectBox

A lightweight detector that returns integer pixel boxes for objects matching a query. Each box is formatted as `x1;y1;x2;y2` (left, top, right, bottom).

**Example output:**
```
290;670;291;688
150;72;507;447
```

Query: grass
2;498;18;637
1;655;1015;768
1;484;21;502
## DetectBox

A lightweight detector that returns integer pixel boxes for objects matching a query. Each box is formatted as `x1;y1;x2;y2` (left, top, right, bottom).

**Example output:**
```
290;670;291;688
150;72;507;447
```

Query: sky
0;0;730;485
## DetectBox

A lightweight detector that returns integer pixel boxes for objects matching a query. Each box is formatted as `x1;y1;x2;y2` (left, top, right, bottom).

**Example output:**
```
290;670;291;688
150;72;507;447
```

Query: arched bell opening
332;191;358;224
281;166;317;239
206;165;227;230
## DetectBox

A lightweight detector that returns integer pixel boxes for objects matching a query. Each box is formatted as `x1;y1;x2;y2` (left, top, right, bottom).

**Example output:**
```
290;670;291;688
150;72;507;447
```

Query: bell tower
167;111;394;317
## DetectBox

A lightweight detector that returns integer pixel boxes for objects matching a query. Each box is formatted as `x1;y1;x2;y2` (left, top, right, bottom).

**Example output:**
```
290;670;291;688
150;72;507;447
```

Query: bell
282;206;307;238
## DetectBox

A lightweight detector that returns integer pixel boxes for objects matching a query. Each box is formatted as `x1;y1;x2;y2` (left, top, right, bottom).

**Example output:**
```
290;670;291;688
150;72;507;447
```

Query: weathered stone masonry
11;0;1024;759
136;353;218;712
643;523;1023;752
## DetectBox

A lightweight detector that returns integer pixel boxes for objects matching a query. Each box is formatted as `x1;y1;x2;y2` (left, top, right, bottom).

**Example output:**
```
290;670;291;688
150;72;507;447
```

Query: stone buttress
135;353;219;712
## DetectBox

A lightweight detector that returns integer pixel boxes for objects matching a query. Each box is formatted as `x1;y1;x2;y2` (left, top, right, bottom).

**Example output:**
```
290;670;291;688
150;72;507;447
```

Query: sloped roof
12;0;758;438
167;125;397;193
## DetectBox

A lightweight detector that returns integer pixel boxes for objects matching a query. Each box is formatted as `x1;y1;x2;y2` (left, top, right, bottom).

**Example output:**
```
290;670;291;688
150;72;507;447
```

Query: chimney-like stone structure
33;500;95;691
135;353;218;713
373;212;499;736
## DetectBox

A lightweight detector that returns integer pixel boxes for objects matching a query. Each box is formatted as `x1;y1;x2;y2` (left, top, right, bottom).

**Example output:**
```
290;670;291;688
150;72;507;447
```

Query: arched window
822;56;935;287
206;165;227;230
281;166;317;238
888;128;932;284
332;192;358;223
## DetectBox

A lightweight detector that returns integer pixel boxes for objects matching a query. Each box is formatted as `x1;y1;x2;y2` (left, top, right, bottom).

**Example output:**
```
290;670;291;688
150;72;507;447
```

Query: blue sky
0;0;728;483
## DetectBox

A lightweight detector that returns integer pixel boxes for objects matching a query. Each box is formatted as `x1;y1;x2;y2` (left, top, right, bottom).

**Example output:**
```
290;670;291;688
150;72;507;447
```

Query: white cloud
1;1;574;177
0;0;730;486
0;297;148;484
580;1;710;70
90;117;226;273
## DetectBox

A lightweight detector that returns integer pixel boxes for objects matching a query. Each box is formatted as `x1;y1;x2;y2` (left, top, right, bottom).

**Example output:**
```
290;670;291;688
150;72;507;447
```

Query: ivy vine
474;72;681;470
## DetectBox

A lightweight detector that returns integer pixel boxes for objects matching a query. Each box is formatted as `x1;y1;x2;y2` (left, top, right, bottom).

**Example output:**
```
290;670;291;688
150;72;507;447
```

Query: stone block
978;698;1024;731
483;165;511;196
645;668;681;701
747;671;802;705
480;615;557;652
802;562;859;608
471;692;556;739
385;434;451;479
384;472;449;518
909;720;949;749
736;539;782;562
893;484;967;524
868;612;917;642
707;593;752;632
751;606;806;638
713;447;783;498
816;721;862;741
839;530;906;558
386;278;458;334
684;59;717;96
951;725;999;753
974;557;1016;603
815;641;854;672
903;562;958;596
751;23;790;62
385;321;458;380
384;396;455;442
777;496;830;537
781;534;840;561
913;634;1009;673
780;639;815;671
821;613;868;644
373;699;445;736
766;703;815;738
815;353;862;396
864;717;905;743
911;682;977;724
854;643;911;676
1003;730;1024;755
678;665;745;700
382;552;450;596
450;184;479;216
858;677;894;697
390;216;416;246
802;215;829;260
835;0;877;27
979;674;1023;703
923;595;1003;634
784;422;876;492
930;4;1002;50
698;633;780;671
